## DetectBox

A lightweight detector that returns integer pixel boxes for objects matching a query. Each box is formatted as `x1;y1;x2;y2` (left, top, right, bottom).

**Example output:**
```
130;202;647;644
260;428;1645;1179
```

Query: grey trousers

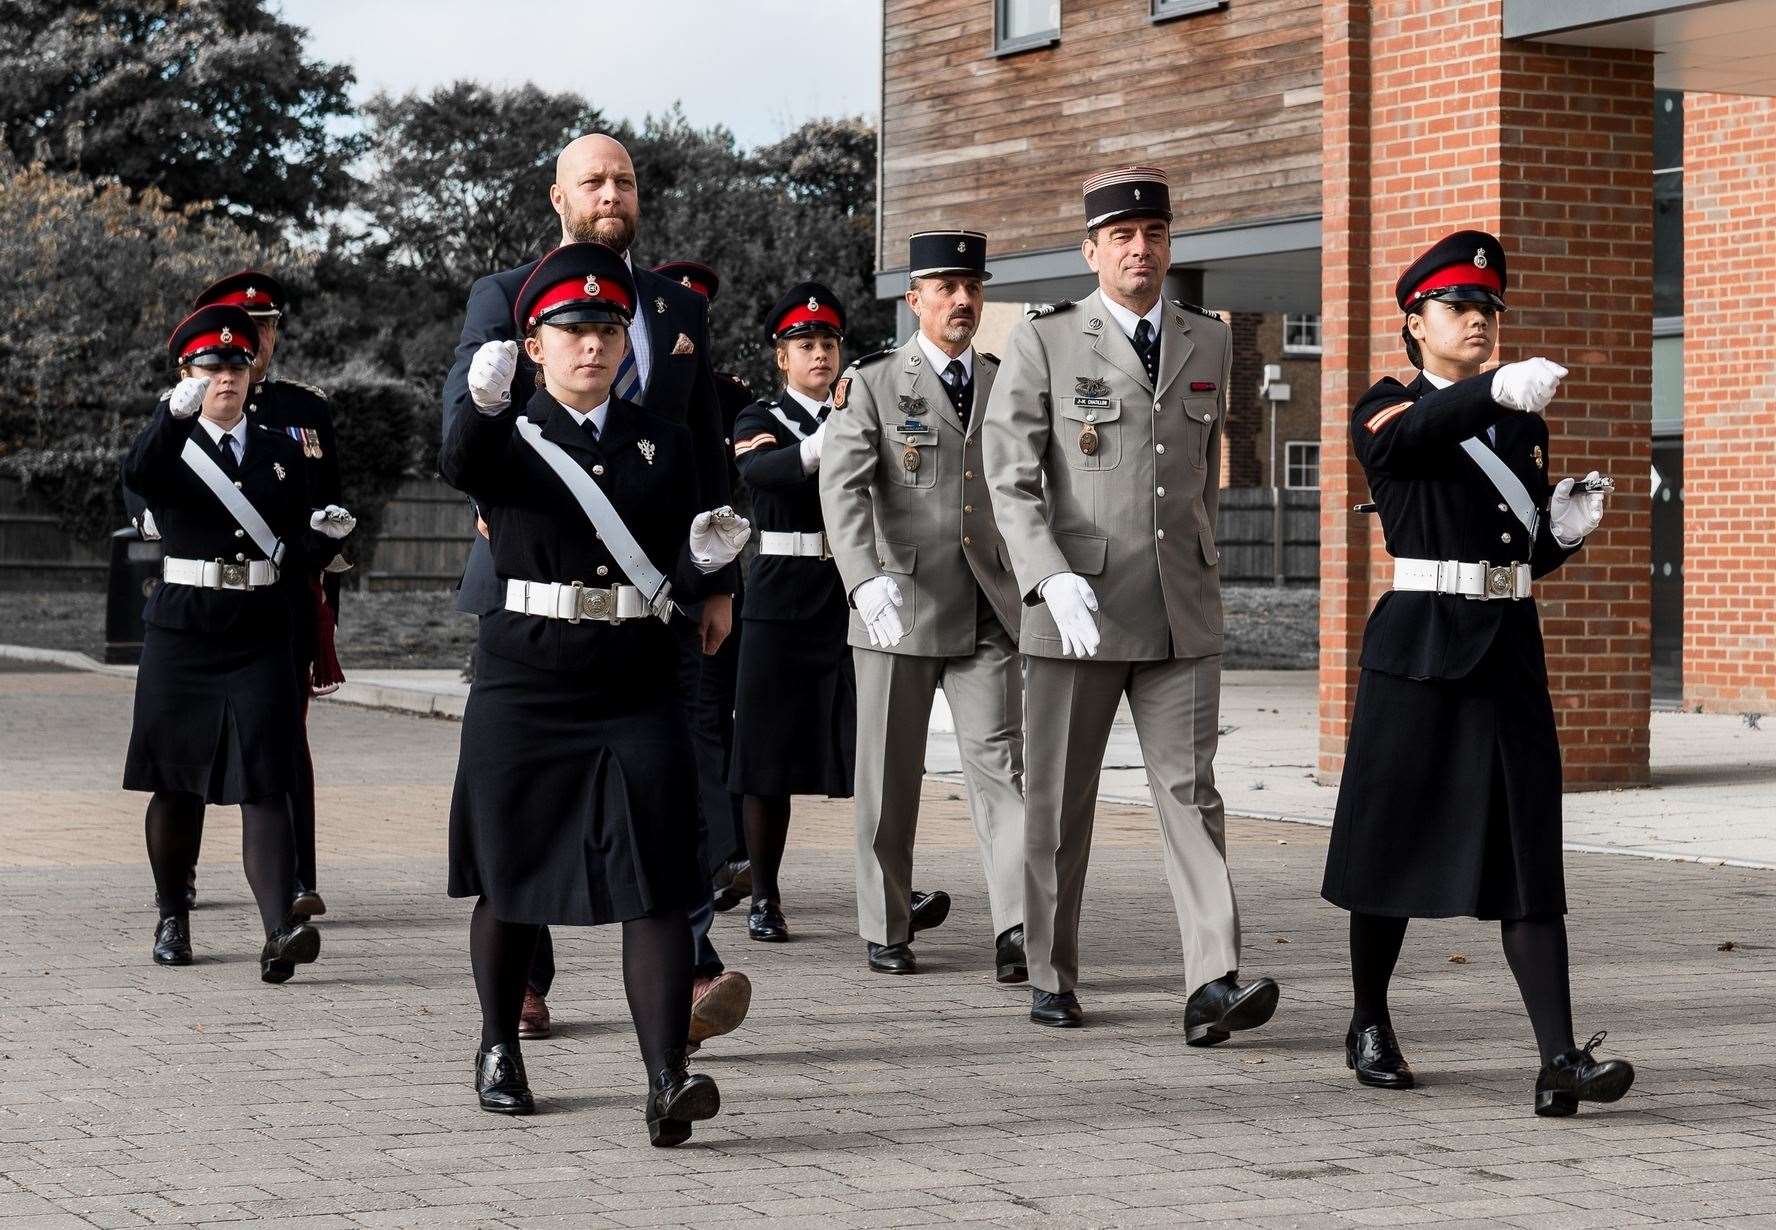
853;607;1026;945
1022;652;1240;995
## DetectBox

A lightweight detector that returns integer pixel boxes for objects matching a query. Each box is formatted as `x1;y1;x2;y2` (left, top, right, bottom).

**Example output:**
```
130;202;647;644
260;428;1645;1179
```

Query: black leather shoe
867;941;917;974
259;922;321;984
1185;974;1280;1046
1030;988;1084;1027
1346;1023;1415;1089
1535;1031;1635;1117
290;889;326;919
646;1050;720;1147
747;898;788;942
910;889;951;933
152;915;192;966
995;925;1027;984
476;1042;535;1115
712;860;752;912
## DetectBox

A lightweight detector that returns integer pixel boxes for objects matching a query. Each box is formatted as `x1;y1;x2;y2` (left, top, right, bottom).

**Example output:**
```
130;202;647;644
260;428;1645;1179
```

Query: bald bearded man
442;133;749;1052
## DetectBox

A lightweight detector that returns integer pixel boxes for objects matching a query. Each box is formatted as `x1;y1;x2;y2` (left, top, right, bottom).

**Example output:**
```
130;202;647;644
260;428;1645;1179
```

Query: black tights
470;898;693;1078
1349;911;1577;1063
742;793;791;904
146;790;295;936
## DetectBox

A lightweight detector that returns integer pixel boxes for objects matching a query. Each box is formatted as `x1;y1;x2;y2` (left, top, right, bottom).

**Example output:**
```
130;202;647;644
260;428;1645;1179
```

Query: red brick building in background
877;0;1776;788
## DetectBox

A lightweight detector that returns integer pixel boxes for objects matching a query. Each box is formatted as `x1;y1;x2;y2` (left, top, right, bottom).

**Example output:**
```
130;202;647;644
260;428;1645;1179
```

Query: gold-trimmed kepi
1082;165;1173;230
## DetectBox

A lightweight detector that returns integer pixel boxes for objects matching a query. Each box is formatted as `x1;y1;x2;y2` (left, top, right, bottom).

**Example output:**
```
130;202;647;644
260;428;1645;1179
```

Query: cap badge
638;439;656;465
244;286;258;300
956;239;967;253
1133;188;1142;201
219;327;233;344
1474;248;1489;269
583;274;601;297
806;296;819;312
654;297;667;315
680;275;693;287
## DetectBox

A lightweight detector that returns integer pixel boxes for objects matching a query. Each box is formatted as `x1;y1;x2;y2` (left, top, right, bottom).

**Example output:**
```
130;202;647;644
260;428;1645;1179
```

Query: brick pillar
1320;1;1653;787
1224;311;1264;488
1683;94;1776;714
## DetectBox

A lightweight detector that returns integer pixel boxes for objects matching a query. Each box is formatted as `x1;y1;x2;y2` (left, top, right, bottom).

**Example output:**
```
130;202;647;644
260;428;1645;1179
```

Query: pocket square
672;332;695;356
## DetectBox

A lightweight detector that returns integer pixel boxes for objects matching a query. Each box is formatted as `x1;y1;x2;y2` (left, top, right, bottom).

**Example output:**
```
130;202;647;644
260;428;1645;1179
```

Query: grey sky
277;0;882;149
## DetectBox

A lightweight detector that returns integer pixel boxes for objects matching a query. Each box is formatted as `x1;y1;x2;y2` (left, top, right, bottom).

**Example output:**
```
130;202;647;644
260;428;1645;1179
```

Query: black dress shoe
1185;974;1280;1046
910;889;951;933
1346;1023;1415;1089
259;922;321;984
867;941;917;974
646;1050;720;1147
476;1042;535;1115
1030;988;1084;1027
747;898;788;942
290;889;326;919
712;860;752;913
152;915;192;966
1535;1031;1635;1117
995;925;1027;984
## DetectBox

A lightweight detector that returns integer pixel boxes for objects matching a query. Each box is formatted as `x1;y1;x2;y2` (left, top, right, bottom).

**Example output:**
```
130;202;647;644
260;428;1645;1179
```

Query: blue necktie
613;332;642;402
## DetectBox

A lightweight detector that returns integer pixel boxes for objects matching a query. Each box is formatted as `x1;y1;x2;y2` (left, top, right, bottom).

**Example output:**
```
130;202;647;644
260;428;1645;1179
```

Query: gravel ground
0;583;1318;670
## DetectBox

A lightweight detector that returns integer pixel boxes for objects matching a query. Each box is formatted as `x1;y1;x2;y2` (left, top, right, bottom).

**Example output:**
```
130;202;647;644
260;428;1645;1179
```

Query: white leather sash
1393;557;1532;601
180;436;284;564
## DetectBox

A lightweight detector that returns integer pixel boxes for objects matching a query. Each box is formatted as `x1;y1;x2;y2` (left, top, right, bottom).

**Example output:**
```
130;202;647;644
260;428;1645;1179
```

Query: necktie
943;359;971;424
221;432;240;470
613;332;642;403
580;416;601;449
1133;317;1159;385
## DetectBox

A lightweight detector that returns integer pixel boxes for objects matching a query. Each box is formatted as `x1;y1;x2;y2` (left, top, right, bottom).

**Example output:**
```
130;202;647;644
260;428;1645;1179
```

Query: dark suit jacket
442;258;731;614
1352;369;1580;681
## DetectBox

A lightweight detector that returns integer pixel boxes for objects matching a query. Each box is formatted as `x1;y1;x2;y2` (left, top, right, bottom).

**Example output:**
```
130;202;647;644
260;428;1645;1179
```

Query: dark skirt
728;608;856;798
1322;633;1567;920
448;648;704;926
124;624;301;804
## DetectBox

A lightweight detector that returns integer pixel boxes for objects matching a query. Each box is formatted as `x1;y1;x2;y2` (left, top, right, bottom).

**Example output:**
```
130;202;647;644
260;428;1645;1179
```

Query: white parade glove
310;504;357;540
1549;472;1605;547
168;376;210;419
689;506;751;572
1039;572;1101;658
854;575;905;648
798;420;828;473
1490;358;1567;414
468;340;519;411
136;509;161;541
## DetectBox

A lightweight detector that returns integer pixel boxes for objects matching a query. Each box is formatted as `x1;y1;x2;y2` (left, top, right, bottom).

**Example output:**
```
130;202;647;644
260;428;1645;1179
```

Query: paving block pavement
3;666;1775;1227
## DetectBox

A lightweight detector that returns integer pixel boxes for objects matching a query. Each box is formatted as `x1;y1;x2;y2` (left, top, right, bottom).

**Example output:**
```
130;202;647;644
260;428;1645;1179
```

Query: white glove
168;376;210;419
854;575;905;648
310;504;357;540
1549;472;1605;547
1490;358;1567;414
136;509;161;541
468;340;519;411
1039;572;1100;658
689;506;751;572
798;421;828;473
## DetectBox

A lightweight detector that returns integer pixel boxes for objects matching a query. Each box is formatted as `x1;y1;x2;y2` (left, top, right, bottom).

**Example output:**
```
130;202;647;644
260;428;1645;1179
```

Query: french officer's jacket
439;387;722;678
1352;369;1580;681
819;338;1022;657
122;404;323;641
732;389;847;622
982;288;1230;661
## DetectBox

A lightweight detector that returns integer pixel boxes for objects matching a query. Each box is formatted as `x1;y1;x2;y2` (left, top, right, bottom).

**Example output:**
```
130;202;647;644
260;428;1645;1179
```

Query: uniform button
964;469;974;479
963;535;974;546
233;529;244;538
249;402;258;411
1155;443;1167;455
596;566;609;577
235;553;246;562
876;558;885;568
1085;412;1097;423
592;465;605;476
233;481;243;490
1498;503;1509;512
1202;412;1212;422
964;504;974;513
1156;486;1166;497
1500;531;1512;543
1157;528;1167;540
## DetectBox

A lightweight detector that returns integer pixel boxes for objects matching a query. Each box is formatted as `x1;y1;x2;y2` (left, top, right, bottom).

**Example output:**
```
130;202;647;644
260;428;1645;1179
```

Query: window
995;0;1059;55
1285;442;1320;490
1152;0;1228;22
1283;313;1321;355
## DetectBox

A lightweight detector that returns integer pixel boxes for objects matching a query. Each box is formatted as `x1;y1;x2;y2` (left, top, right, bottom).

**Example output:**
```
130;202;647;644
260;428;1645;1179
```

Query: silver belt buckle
577;584;614;623
1483;562;1515;601
220;560;248;589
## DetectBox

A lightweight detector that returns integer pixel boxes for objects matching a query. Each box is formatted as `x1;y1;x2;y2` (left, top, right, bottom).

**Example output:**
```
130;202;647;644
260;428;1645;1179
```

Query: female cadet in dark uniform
727;283;856;943
1321;231;1632;1117
123;305;354;982
441;243;750;1143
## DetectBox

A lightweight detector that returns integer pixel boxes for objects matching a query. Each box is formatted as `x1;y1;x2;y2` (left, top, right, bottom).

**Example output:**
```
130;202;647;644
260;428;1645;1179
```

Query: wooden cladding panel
881;0;1323;269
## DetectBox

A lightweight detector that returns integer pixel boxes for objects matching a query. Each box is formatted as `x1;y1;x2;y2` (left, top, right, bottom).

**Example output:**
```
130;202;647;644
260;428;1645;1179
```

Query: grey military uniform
981;287;1242;996
821;336;1026;946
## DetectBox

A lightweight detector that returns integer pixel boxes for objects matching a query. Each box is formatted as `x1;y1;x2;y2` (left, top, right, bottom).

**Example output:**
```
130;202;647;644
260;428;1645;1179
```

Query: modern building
876;0;1776;788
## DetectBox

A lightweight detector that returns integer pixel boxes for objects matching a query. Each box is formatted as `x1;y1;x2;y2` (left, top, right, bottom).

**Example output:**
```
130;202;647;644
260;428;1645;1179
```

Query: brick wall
1226;312;1264;488
1320;0;1654;787
1682;93;1776;713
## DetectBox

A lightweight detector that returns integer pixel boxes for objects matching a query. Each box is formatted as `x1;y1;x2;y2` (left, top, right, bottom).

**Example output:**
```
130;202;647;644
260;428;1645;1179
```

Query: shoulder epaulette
157;388;173;402
281;378;330;400
1171;299;1222;322
1026;301;1075;319
978;351;1000;365
716;371;750;390
851;348;894;369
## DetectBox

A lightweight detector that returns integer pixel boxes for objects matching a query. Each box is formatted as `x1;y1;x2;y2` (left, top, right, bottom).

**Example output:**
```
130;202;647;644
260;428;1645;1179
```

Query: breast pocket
1057;397;1122;470
889;430;938;490
1182;396;1217;469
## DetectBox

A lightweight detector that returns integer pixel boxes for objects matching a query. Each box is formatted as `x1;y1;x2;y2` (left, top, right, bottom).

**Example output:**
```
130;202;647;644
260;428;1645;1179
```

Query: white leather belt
1393;557;1532;601
161;556;279;590
758;530;831;559
504;578;649;623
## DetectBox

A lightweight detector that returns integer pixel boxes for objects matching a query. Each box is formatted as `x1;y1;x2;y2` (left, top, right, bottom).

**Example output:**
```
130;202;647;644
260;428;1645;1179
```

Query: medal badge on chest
272;461;287;481
1073;376;1108;456
1532;444;1544;470
638;439;656;465
897;395;930;473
